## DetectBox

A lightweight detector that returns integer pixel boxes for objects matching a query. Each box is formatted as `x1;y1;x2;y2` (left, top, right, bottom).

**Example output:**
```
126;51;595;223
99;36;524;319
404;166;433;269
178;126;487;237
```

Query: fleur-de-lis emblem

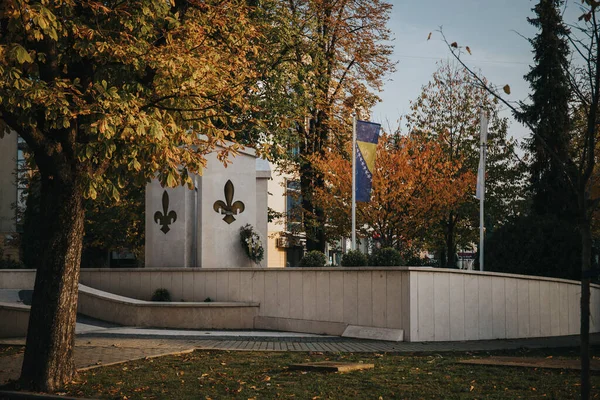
213;180;245;224
154;190;177;234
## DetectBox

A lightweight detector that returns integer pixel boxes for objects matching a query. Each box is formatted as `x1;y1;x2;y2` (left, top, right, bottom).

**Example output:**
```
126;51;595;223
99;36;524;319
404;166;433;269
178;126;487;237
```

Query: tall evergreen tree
519;0;575;218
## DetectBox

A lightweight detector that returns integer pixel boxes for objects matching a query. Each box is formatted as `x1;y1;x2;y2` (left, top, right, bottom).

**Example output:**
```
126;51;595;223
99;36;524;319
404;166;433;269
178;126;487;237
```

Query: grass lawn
56;347;599;400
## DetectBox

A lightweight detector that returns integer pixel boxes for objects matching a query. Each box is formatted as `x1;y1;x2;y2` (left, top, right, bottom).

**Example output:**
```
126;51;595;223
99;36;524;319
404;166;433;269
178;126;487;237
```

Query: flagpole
352;115;357;251
479;110;488;272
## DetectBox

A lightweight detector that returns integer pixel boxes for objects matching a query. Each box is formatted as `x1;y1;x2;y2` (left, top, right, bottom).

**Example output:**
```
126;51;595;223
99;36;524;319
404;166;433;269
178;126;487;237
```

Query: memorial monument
145;146;271;268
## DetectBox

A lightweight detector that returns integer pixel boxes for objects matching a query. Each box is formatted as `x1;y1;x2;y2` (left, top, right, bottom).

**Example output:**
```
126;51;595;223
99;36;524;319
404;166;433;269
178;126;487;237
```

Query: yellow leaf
503;84;511;95
427;32;432;41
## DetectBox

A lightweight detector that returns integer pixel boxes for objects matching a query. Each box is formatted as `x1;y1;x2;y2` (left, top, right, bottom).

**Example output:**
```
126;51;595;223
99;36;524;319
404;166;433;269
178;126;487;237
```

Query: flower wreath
239;224;264;264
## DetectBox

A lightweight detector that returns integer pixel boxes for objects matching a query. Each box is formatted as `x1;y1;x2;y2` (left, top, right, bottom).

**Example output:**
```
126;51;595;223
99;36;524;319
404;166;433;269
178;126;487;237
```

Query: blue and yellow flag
355;120;381;202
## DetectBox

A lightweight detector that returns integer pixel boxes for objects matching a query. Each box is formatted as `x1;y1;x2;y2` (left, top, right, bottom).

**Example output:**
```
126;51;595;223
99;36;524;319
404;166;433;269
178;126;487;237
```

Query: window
285;180;302;232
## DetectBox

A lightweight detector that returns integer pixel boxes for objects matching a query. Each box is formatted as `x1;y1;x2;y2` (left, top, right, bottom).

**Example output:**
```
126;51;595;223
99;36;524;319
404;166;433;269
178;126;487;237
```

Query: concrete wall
0;302;29;338
0;269;35;289
3;268;599;341
407;269;596;341
78;268;410;335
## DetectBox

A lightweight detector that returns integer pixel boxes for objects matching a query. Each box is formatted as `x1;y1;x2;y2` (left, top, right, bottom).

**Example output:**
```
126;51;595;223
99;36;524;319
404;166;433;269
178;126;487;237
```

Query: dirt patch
458;356;600;371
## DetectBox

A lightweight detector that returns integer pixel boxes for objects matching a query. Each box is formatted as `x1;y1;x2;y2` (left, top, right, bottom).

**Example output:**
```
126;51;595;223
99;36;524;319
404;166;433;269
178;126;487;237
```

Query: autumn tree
406;62;526;267
0;0;263;391
313;134;473;251
254;0;395;251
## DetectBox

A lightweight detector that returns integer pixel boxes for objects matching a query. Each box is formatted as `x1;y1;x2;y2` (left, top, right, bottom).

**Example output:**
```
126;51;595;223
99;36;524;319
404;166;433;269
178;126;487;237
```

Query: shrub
299;250;327;268
151;288;171;302
368;247;404;266
341;250;368;267
485;214;584;280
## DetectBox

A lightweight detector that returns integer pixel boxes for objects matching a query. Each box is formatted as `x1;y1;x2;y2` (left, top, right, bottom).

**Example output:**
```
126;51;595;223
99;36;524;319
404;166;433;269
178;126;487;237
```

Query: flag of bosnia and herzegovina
355;120;381;202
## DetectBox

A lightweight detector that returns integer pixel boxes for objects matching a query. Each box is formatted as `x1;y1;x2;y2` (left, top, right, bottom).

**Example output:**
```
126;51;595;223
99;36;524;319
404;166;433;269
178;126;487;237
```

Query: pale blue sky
372;0;584;141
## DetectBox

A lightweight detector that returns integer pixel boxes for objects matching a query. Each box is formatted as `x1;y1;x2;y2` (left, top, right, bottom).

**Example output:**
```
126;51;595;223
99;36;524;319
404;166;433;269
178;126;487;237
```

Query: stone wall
2;268;599;341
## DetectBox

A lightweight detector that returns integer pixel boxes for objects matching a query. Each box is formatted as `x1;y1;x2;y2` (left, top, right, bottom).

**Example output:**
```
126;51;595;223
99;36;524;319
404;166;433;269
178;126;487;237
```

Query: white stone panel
145;180;194;268
433;272;450;341
228;271;241;302
568;284;580;335
216;272;229;301
417;272;435;341
264;272;278;316
140;272;152;300
539;281;552;336
330;272;344;323
170;271;183;302
289;271;303;319
302;271;317;320
239;271;253;301
385;271;402;329
449;273;465;341
250;270;265;306
464;274;479;340
205;271;217;301
277;271;291;318
182;272;194;301
199;151;257;268
517;279;530;338
316;271;331;321
343;272;358;325
491;277;506;339
478;276;493;340
549;281;561;336
505;279;519;339
357;271;373;327
559;283;569;335
372;271;387;328
528;280;541;338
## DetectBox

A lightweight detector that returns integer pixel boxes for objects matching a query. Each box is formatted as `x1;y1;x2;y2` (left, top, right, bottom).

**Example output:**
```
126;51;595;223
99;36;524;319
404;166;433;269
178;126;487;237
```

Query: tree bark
579;214;591;400
445;214;457;268
19;172;85;392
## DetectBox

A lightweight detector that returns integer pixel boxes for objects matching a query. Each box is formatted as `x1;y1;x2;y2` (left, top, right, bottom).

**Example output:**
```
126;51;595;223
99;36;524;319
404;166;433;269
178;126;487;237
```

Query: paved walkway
1;327;599;386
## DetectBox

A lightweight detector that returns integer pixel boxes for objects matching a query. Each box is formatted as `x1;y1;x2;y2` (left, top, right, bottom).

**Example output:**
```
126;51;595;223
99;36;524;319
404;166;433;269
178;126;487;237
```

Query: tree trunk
445;214;456;268
300;159;326;253
20;173;85;392
300;113;328;253
579;215;591;400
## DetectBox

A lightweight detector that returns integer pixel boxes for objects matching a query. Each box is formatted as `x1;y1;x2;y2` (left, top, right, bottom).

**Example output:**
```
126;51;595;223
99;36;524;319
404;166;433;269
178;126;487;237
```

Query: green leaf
112;185;120;202
166;172;177;187
15;46;33;64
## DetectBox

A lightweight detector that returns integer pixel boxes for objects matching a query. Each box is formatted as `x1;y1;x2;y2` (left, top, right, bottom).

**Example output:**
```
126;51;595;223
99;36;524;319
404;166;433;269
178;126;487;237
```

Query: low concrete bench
78;285;260;330
0;302;29;338
0;285;260;337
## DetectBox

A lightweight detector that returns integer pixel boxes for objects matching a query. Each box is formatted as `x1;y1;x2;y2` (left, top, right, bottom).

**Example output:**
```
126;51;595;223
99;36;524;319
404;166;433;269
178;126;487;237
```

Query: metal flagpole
352;115;357;251
479;110;488;271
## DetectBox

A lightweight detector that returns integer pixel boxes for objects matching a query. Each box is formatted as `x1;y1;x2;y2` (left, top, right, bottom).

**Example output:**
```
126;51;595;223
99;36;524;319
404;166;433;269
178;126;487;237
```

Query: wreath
239;224;264;264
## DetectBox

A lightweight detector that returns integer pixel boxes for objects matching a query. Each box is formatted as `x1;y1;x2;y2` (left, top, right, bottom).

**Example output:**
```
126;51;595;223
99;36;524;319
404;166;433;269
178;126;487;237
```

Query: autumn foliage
313;134;474;249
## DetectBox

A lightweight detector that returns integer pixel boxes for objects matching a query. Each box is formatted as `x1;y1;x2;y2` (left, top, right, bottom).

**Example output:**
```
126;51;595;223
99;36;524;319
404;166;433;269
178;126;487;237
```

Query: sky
371;0;585;142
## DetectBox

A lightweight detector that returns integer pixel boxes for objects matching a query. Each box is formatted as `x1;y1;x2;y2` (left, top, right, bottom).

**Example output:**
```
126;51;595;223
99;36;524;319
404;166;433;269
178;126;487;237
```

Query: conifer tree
519;0;575;218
